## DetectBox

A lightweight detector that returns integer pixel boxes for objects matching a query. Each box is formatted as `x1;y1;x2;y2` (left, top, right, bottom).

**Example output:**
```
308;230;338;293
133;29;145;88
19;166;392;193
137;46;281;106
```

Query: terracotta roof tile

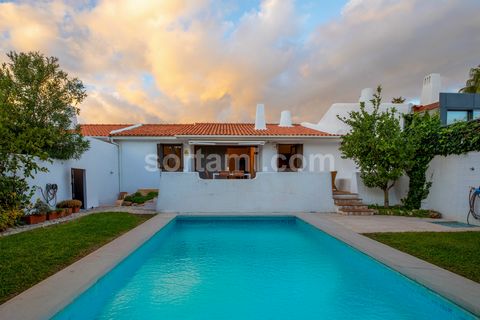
412;102;440;113
110;124;193;136
80;124;132;136
80;123;335;137
177;123;334;136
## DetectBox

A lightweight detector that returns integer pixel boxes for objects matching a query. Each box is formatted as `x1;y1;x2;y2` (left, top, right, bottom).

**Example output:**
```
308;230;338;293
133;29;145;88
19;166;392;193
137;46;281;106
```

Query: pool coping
0;212;479;319
0;213;176;320
297;213;480;317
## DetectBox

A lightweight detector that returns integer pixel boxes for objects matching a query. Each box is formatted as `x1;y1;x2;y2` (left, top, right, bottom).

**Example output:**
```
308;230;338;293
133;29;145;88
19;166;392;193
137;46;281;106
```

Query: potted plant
70;200;82;213
23;200;50;224
57;200;82;214
47;209;60;221
56;208;67;218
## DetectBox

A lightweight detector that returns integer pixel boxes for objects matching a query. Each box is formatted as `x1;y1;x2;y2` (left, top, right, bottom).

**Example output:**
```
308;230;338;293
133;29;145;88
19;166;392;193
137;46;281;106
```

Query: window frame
157;144;183;172
276;144;303;172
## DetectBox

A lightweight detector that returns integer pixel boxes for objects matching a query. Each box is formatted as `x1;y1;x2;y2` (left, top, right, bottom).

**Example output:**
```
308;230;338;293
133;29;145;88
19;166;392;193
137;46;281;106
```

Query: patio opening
194;145;257;179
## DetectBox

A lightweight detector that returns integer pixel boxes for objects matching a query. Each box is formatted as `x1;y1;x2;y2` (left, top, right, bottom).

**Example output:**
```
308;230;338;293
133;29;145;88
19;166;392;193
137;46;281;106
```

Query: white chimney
420;73;441;105
255;104;267;130
359;88;374;103
279;110;293;127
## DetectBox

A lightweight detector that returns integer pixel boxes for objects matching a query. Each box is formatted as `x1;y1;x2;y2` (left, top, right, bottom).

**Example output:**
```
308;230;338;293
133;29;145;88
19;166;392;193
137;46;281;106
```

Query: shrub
0;208;23;231
32;199;51;215
124;191;158;204
57;199;82;209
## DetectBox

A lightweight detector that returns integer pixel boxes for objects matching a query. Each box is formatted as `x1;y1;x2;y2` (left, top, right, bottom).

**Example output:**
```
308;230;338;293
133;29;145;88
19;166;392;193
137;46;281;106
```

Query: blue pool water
54;217;475;319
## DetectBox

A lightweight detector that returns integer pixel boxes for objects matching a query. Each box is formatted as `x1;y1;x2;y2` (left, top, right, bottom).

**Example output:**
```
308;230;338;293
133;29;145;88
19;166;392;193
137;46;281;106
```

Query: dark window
277;144;303;172
157;144;183;172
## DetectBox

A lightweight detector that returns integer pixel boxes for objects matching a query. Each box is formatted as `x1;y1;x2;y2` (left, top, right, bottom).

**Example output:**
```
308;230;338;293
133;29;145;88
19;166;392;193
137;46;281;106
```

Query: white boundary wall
28;137;119;209
157;172;334;213
352;172;409;206
423;152;480;225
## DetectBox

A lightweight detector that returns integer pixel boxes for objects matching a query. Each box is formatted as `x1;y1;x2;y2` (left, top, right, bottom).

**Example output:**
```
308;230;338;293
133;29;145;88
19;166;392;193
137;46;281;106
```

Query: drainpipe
109;137;122;195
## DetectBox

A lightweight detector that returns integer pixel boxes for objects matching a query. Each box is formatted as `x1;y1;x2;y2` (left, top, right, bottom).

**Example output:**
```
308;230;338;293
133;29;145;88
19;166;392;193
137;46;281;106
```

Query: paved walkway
322;213;480;233
3;206;479;237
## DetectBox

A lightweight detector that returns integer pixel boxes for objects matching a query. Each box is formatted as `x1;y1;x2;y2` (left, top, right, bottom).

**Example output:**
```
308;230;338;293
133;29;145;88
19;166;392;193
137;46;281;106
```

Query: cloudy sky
0;0;479;124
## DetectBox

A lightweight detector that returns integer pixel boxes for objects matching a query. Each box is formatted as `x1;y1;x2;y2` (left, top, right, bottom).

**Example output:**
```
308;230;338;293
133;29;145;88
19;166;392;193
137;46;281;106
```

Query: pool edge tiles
294;217;479;319
54;215;476;319
0;213;177;320
297;213;480;317
1;213;479;320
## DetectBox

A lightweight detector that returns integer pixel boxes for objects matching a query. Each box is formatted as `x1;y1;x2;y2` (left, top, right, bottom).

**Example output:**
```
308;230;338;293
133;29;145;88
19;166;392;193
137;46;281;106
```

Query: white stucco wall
157;172;334;213
302;139;357;191
423;152;480;225
118;140;162;193
352;172;409;206
28;137;119;209
260;142;277;172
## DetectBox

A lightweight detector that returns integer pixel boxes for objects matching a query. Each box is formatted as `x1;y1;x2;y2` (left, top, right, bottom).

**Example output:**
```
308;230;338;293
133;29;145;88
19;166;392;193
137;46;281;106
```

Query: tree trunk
383;188;390;208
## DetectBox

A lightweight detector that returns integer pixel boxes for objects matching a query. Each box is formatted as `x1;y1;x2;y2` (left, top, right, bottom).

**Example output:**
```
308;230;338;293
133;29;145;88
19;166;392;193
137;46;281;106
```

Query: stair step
339;205;369;210
333;194;362;200
334;200;364;205
333;191;358;196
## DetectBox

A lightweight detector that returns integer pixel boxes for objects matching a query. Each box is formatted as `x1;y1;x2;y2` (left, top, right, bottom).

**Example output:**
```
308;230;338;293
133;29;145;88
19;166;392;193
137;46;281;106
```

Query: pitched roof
80;124;131;136
176;123;334;136
80;123;335;137
412;102;440;113
110;124;193;137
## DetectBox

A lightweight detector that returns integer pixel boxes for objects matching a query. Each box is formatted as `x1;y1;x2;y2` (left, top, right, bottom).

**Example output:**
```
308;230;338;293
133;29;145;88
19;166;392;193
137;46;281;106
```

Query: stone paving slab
322;213;480;233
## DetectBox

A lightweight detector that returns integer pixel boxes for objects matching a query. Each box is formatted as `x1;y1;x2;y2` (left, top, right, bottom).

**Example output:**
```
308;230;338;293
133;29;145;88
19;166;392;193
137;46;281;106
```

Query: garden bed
369;205;441;218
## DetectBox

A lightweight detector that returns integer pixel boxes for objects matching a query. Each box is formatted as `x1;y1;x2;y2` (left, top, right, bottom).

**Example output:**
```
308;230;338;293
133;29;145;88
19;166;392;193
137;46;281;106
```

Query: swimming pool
53;217;475;319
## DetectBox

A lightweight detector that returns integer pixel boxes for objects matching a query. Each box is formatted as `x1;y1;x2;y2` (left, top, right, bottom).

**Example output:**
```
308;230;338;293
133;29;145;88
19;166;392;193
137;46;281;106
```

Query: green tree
459;64;480;94
401;113;442;209
0;51;89;218
391;96;406;104
338;86;407;207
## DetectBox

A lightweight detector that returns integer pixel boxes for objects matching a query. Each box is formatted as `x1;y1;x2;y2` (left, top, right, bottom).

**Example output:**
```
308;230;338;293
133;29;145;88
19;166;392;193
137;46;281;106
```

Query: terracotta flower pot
23;214;47;225
72;207;80;213
56;209;66;218
64;208;73;215
47;211;60;221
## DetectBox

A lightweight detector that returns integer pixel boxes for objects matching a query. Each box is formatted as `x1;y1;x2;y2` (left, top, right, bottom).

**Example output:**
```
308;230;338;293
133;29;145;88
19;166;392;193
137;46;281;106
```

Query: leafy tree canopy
338;86;408;207
459;64;480;94
0;51;89;212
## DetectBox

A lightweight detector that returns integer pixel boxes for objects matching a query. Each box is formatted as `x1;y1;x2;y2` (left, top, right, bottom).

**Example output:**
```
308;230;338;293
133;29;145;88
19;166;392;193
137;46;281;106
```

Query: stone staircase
333;190;375;216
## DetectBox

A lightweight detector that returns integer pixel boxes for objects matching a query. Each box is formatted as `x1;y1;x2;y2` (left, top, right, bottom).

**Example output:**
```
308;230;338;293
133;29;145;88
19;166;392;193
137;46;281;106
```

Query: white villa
30;74;480;224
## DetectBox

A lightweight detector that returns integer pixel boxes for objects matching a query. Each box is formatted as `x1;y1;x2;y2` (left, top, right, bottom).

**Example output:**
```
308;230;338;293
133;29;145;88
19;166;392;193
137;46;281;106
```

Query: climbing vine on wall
402;114;480;209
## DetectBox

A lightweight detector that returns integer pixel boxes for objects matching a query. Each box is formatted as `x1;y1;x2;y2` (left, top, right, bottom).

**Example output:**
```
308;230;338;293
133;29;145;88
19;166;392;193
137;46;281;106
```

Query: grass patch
0;212;152;304
124;191;158;204
369;205;441;218
365;232;480;283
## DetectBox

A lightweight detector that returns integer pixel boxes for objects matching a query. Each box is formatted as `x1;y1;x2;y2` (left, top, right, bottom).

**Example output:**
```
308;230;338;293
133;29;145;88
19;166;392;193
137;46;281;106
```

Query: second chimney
255;104;267;130
279;110;293;127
